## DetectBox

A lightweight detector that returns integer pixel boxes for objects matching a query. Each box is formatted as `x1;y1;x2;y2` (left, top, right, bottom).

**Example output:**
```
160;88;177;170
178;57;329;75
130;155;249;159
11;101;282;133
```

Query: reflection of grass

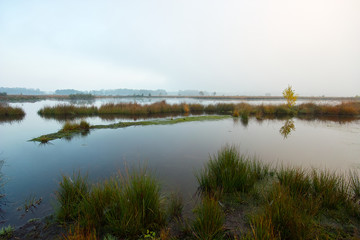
0;115;25;124
30;115;230;142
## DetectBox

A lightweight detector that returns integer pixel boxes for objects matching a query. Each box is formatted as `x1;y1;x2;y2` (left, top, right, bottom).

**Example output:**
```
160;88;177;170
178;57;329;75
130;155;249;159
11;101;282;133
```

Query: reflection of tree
279;119;295;139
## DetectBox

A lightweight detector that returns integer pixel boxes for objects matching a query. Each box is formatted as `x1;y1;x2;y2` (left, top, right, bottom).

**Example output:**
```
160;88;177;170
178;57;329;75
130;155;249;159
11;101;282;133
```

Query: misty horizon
1;1;359;97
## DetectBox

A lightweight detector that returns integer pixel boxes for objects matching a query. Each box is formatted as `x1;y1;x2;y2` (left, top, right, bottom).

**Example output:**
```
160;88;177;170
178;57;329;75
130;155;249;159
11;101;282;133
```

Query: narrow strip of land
30;115;230;142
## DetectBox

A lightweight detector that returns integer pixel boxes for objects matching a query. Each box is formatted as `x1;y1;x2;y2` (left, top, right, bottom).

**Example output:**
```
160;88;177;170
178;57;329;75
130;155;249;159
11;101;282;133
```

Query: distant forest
0;87;213;96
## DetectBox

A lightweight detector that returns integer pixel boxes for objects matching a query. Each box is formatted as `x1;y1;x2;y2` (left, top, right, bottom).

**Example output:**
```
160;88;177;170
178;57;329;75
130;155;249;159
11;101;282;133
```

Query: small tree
283;85;298;108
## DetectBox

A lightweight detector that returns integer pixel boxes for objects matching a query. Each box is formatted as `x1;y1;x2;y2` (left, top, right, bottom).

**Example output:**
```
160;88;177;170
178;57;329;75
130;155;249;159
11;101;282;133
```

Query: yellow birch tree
282;85;298;108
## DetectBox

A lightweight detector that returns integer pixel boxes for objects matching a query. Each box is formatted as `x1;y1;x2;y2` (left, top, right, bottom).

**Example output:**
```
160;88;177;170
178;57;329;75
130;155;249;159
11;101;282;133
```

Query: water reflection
0;115;25;124
63;129;91;142
0;160;7;219
279;119;296;139
297;115;358;124
69;99;96;105
39;113;200;123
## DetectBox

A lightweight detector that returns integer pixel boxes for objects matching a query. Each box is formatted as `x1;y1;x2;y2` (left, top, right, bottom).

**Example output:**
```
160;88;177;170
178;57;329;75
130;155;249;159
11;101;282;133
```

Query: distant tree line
0;87;221;96
0;87;45;95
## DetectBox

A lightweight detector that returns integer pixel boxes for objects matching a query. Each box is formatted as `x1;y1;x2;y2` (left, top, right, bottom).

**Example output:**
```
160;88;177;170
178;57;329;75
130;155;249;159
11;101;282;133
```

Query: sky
0;0;359;96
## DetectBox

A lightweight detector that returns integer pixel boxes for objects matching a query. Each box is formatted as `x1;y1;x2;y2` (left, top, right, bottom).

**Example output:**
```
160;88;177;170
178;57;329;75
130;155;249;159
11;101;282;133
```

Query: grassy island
30;115;230;143
38;101;360;120
0;103;25;117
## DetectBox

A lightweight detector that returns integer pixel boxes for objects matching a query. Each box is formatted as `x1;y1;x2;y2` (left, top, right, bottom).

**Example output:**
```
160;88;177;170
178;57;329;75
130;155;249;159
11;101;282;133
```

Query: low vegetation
57;168;179;239
30;115;229;142
0;225;14;239
38;100;360;121
195;146;360;239
53;146;360;239
0;103;25;117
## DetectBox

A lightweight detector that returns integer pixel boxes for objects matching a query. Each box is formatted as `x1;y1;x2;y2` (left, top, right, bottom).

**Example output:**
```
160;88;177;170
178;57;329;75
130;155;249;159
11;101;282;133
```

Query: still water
0;99;359;226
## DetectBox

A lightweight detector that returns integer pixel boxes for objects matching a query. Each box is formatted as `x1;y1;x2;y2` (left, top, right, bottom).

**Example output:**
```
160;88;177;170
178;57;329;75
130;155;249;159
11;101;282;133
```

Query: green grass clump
192;196;225;240
349;170;360;199
56;168;167;238
195;147;360;239
310;169;350;211
106;168;165;237
0;225;14;239
56;172;89;222
196;146;267;195
249;184;314;240
276;167;312;197
277;167;352;212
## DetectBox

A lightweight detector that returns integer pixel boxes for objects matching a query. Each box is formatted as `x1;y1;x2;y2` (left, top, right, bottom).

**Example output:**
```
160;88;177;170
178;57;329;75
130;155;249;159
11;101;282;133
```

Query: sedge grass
192;196;225;240
56;167;167;238
56;172;89;223
0;225;14;239
195;146;360;239
349;170;360;199
196;146;268;195
105;167;165;237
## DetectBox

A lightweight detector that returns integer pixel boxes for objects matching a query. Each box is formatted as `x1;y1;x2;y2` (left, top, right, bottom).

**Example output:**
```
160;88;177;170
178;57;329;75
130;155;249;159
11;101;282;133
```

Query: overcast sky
1;0;359;96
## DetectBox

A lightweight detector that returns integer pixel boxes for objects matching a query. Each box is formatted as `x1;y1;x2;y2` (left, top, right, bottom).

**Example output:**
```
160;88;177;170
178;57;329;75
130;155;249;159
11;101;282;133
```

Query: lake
0;98;359;227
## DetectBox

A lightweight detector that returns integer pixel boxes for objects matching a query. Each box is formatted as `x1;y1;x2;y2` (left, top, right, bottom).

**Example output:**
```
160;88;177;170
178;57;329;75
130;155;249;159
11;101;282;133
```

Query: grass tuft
192;196;225;240
0;225;14;239
196;146;267;195
56;167;167;238
56;172;89;223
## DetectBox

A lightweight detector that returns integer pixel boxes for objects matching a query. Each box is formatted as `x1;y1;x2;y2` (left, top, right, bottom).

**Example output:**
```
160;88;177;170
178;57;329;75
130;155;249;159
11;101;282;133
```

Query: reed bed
0;103;25;116
38;101;360;121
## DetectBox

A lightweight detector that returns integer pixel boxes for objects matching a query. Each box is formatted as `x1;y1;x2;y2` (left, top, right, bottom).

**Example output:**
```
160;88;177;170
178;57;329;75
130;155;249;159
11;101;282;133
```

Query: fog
1;0;359;96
